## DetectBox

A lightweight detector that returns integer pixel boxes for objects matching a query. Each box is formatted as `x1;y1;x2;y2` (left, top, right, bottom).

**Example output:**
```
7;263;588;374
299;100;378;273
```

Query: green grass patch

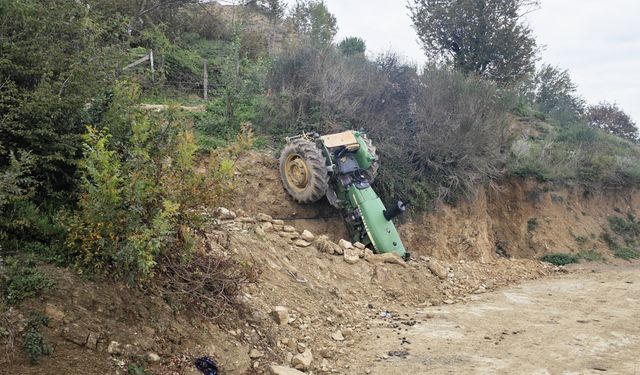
577;250;602;262
540;253;579;266
612;246;640;261
2;257;53;304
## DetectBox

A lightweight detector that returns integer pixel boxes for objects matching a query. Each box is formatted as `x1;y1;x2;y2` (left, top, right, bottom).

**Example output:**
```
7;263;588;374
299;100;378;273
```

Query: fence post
203;60;208;100
150;49;155;82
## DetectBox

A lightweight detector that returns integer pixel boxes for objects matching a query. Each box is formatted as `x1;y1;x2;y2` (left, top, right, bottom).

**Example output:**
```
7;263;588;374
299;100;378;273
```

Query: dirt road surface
356;263;640;375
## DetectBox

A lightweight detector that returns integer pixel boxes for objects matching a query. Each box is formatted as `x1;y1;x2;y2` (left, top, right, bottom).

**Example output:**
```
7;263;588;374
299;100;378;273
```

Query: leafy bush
0;0;126;196
22;314;52;364
1;257;53;304
612;246;640;261
64;87;251;282
540;253;579;266
608;215;639;238
508;122;640;187
265;45;509;208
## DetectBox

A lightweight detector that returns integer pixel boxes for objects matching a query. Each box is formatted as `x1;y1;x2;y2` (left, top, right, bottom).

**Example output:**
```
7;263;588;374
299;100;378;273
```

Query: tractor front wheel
279;139;329;203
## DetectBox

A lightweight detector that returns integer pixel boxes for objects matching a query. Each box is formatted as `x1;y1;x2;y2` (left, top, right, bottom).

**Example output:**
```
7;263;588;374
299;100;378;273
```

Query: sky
289;0;639;123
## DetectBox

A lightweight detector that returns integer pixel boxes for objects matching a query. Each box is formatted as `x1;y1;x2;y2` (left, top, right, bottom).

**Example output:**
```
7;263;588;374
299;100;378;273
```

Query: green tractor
279;130;408;259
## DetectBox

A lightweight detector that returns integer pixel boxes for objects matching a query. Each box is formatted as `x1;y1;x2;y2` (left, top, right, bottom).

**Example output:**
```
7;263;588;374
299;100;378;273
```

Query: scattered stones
62;324;89;346
294;239;311;247
107;341;122;355
338;239;353;250
86;332;99;350
354;242;366;250
366;252;407;267
45;303;65;322
261;222;275;232
271;306;290;325
237;216;256;223
215;207;236;220
270;365;306;375
343;248;360;264
342;328;354;338
271;219;285;226
300;230;315;242
291;348;313;371
283;225;296;233
331;330;345;341
372;265;390;284
313;236;338;255
427;261;449;279
256;213;272;222
147;352;161;362
249;348;263;359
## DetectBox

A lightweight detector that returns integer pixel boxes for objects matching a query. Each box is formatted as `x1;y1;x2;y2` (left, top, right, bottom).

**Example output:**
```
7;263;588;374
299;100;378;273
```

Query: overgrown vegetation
1;0;639;330
540;253;579;266
1;258;53;304
603;213;640;260
22;314;52;364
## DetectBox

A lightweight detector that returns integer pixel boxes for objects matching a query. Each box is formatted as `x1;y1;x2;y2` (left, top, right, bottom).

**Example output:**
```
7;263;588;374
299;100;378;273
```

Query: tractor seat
320;131;360;151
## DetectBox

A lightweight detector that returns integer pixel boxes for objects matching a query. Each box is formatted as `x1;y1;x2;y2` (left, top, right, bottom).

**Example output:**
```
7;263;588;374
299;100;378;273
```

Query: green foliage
128;363;149;375
22;314;52;364
587;101;639;142
1;257;53;304
338;37;366;55
527;218;538;231
608;215;639;238
409;0;539;83
508;122;640;186
290;0;338;46
612;246;640;261
540;253;579;266
265;44;508;208
0;0;127;196
64;87;250;282
574;235;588;245
522;64;585;125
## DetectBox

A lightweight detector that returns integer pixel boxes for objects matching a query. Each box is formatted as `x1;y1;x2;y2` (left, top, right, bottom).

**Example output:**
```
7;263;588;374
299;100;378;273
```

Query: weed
577;250;602;261
612;246;640;261
608;215;638;237
22;314;52;364
2;257;53;304
527;218;538;231
574;235;588;245
540;253;579;266
128;363;149;375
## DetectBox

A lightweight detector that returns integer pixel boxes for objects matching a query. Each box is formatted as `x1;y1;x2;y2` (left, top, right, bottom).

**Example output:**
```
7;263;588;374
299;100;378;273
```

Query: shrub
22;314;52;364
2;257;53;304
65;88;252;282
612;246;640;261
608;215;639;238
540;253;579;266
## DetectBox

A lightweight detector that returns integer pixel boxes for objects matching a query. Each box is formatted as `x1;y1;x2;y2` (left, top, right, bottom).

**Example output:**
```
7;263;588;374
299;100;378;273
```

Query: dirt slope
3;150;638;374
235;151;640;263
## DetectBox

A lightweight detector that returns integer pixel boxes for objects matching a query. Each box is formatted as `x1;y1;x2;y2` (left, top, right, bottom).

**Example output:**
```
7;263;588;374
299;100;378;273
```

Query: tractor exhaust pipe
383;200;406;221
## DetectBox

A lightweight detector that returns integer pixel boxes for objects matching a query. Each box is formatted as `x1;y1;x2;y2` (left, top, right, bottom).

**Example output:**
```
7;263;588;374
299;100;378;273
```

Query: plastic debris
195;356;219;375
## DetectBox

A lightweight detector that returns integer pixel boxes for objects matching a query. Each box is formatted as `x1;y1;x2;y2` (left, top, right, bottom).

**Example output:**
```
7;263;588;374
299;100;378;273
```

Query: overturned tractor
279;130;408;259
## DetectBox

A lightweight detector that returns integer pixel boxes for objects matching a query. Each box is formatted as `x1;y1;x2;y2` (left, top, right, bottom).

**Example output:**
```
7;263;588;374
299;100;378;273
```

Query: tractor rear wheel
279;138;329;203
361;133;379;182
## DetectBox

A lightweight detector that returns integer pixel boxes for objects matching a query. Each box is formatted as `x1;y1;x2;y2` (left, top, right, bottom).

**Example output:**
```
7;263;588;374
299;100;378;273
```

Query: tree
409;0;539;83
587;102;638;141
338;37;366;56
528;64;585;124
289;0;337;46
